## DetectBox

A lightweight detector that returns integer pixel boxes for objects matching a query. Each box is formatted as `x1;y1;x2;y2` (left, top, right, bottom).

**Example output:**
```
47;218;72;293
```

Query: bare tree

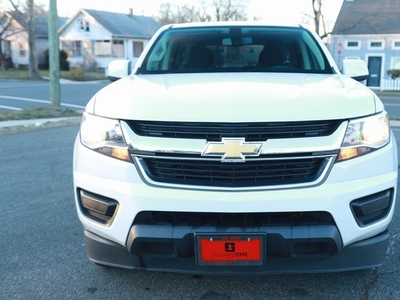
9;0;41;78
197;0;212;22
157;3;199;25
212;0;247;21
156;0;248;25
0;12;16;70
311;0;329;39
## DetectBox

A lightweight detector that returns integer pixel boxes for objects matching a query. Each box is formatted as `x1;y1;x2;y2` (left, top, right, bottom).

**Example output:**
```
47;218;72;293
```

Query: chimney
129;8;133;16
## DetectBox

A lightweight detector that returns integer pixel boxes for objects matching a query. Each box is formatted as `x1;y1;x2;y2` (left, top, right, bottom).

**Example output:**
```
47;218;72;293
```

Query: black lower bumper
83;226;390;274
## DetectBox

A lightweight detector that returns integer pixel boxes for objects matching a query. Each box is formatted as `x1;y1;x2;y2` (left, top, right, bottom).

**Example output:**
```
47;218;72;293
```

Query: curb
0;116;81;130
390;120;400;128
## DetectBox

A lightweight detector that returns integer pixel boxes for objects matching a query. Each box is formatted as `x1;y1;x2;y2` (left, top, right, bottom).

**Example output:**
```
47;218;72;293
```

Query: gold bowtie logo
202;138;263;162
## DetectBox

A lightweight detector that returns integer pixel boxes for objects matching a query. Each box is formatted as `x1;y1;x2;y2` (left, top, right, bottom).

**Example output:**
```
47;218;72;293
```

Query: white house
329;0;400;91
58;9;161;71
0;11;66;69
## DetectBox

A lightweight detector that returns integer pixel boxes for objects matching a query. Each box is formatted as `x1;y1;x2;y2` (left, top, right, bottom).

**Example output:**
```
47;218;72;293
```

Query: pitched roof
81;9;161;38
332;0;400;35
4;11;67;37
34;15;68;37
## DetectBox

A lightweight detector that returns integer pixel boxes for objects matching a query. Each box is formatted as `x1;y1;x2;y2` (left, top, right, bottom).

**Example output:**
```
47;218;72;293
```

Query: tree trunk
27;0;40;78
0;39;5;71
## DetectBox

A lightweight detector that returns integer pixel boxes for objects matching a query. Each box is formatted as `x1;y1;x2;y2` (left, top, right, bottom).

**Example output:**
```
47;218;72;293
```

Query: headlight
338;111;390;161
80;112;131;162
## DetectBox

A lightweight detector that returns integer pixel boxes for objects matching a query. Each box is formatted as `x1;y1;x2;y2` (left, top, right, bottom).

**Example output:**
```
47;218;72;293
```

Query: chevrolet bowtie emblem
202;138;263;162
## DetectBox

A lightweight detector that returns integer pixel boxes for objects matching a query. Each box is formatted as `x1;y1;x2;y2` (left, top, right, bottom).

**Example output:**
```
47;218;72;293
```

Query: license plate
196;234;264;266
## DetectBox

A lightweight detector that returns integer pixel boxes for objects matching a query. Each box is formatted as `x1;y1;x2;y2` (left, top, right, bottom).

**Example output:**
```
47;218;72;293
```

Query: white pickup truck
73;22;398;274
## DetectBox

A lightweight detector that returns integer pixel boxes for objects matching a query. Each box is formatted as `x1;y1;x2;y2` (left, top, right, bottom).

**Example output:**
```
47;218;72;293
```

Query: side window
300;34;326;71
133;41;144;57
19;43;26;57
112;40;124;57
369;40;384;50
79;19;90;32
72;41;82;56
95;40;111;56
4;40;11;55
391;57;400;69
346;40;361;50
146;39;166;70
61;41;82;57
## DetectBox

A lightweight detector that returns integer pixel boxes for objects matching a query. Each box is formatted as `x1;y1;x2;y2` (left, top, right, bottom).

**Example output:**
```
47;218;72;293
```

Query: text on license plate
196;235;264;266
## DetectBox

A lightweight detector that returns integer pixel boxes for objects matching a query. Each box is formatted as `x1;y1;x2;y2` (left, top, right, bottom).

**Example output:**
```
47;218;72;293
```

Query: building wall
330;34;400;88
3;18;49;69
3;20;29;68
59;11;151;70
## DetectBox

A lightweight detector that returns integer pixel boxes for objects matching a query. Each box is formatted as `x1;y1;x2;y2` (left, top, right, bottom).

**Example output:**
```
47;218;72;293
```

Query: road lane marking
0;105;22;110
0;95;85;109
0;83;49;88
0;95;50;104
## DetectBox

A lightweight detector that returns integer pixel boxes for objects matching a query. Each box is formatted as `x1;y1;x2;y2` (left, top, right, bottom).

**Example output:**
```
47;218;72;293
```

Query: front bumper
73;133;398;274
84;229;390;274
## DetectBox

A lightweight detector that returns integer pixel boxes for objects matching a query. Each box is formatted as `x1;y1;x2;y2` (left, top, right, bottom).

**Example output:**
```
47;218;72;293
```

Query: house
58;9;161;71
329;0;400;90
0;11;67;69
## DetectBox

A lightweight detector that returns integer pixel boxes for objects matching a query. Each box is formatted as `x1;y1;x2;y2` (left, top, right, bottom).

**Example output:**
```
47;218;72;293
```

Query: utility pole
48;0;60;106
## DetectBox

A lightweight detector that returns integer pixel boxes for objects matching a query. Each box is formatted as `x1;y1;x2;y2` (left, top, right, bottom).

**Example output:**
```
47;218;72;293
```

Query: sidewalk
0;116;81;131
391;120;400;127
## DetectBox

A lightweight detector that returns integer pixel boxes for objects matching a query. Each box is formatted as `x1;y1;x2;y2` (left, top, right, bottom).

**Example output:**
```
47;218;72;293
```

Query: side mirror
342;59;369;82
107;60;132;82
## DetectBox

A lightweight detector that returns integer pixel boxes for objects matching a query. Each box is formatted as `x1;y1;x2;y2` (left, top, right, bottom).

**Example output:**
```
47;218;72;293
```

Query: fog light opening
79;189;119;225
350;189;393;227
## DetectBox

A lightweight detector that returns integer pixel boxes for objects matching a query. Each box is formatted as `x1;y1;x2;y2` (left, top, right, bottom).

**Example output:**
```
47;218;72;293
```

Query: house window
79;19;90;32
346;40;360;50
71;41;82;56
133;41;144;57
391;57;400;69
72;41;82;56
112;40;124;57
95;40;111;56
61;41;82;56
19;43;26;57
369;40;384;49
393;41;400;49
4;40;11;56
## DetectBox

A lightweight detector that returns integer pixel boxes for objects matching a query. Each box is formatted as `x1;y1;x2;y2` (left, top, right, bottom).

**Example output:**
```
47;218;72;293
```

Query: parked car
73;22;397;274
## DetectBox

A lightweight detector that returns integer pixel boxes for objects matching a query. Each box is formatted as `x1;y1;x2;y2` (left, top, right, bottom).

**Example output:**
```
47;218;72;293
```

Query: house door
366;56;382;87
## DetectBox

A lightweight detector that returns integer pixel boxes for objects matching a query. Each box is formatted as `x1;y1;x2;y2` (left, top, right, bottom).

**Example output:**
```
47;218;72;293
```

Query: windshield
139;25;333;75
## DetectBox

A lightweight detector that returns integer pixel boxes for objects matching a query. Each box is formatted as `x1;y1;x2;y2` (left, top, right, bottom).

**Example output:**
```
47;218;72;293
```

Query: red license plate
196;235;264;266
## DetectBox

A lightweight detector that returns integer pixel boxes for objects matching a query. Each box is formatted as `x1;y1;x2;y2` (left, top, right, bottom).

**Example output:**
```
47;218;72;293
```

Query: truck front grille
139;156;330;187
127;120;341;141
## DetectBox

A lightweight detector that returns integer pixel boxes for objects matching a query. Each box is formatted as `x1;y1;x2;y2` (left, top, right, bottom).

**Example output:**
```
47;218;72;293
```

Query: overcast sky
37;0;343;26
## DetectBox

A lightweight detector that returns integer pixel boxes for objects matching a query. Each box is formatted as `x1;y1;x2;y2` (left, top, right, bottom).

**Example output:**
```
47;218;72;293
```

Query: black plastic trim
83;229;390;274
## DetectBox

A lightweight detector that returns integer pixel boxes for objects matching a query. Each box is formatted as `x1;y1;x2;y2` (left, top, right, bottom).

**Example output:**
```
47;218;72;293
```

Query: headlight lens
338;111;390;161
80;112;131;162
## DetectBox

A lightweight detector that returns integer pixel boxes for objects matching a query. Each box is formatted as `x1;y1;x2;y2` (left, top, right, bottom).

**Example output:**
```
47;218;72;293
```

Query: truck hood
89;73;380;122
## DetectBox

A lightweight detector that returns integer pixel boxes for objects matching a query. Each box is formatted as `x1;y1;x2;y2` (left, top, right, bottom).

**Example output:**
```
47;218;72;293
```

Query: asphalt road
0;124;399;300
0;79;109;113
